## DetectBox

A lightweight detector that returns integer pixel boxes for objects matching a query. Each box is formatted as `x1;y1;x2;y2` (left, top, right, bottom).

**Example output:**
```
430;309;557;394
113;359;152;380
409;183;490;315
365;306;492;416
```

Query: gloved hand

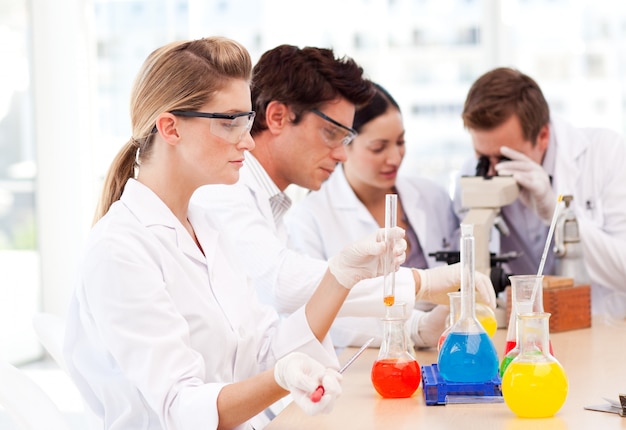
495;146;556;224
328;227;406;289
274;352;342;415
410;305;450;348
415;263;496;309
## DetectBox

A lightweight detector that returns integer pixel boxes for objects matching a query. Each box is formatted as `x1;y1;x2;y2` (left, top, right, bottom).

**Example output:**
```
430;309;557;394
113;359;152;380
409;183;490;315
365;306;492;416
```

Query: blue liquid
438;332;499;383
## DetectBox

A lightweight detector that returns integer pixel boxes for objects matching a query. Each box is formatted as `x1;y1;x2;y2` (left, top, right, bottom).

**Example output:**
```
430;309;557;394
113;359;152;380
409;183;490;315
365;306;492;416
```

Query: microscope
430;156;520;294
459;177;518;266
553;195;590;285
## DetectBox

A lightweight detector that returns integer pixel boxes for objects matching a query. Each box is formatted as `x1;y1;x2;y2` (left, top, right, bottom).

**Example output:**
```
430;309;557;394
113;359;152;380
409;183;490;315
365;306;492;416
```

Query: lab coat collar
326;165;376;224
394;177;427;240
188;204;219;267
551;116;589;160
549;116;589;192
120;179;207;263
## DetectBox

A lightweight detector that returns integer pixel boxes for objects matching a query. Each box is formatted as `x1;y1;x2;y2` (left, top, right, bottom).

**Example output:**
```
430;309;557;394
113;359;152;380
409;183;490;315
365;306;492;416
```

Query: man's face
469;114;547;176
277;97;355;190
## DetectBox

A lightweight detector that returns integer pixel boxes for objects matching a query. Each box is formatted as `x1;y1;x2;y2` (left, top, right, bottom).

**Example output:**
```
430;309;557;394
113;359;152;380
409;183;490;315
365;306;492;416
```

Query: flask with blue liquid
437;224;499;383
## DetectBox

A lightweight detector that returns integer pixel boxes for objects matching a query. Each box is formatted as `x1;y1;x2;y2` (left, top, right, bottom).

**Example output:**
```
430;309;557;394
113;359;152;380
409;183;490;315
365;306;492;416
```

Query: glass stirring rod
383;194;398;307
310;337;375;402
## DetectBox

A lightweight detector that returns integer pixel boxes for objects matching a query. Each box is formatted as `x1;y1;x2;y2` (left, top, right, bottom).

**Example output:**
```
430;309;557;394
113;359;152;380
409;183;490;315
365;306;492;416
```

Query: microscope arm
461;208;498;276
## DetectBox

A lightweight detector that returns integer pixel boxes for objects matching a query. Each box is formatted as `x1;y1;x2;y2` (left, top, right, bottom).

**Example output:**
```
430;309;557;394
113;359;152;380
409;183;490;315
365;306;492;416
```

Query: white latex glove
274;352;342;415
410;305;450;348
494;146;556;224
415;263;496;309
328;227;406;289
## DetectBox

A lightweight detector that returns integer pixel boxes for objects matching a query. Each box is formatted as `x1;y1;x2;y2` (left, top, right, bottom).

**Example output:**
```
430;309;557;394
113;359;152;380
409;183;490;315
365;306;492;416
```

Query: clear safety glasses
170;110;256;144
310;109;357;147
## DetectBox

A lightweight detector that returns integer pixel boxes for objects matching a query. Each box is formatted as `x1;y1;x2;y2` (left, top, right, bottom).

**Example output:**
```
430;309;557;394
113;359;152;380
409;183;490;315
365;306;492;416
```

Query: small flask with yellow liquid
502;312;568;418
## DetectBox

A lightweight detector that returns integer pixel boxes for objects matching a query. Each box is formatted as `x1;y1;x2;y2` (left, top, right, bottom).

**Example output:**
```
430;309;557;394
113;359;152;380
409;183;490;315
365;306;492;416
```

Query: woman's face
176;79;255;187
343;108;405;191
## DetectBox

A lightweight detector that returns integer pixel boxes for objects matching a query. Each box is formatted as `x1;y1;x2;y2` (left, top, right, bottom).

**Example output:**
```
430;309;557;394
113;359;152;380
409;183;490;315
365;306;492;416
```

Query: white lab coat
455;116;626;318
550;117;626;318
284;166;459;347
63;179;337;430
191;153;418;347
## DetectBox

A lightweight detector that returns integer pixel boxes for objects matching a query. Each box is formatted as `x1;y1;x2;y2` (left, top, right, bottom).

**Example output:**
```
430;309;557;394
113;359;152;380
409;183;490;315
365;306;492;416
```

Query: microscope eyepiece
475;156;490;177
475;155;511;178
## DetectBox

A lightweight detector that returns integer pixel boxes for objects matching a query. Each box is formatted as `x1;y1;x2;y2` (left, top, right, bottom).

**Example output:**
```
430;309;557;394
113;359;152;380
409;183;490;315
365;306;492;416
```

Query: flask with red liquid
371;303;421;398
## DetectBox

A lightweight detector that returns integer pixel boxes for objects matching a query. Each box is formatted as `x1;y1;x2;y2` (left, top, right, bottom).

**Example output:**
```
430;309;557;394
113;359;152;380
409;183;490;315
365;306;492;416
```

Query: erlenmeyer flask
371;303;421;398
502;312;568;418
500;275;553;376
437;292;460;352
437;224;499;383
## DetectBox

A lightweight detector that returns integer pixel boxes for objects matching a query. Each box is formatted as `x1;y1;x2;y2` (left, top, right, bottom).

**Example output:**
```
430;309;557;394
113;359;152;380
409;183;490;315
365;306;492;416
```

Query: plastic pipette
383;194;398;307
530;194;563;304
310;337;375;402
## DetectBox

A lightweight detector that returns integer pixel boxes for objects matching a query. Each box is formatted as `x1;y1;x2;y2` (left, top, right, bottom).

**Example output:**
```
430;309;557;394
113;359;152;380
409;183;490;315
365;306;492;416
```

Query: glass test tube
383;194;398;307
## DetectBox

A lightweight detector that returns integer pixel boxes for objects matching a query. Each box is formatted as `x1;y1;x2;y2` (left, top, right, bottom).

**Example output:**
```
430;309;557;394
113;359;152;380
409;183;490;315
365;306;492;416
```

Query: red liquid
504;340;517;355
437;334;446;352
504;340;554;355
371;358;421;398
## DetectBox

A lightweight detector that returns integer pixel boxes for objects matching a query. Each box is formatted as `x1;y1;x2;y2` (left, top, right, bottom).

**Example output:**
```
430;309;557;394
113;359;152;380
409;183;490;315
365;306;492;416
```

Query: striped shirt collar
245;151;292;223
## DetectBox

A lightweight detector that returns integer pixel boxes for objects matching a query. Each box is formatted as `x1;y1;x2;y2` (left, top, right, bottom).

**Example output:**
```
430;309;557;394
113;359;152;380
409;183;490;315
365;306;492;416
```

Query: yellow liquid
502;361;568;418
476;304;497;337
384;296;395;306
477;314;497;337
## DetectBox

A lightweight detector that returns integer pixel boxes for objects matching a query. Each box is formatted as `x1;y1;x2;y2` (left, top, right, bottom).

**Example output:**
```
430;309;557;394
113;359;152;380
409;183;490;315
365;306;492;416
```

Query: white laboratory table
266;316;626;430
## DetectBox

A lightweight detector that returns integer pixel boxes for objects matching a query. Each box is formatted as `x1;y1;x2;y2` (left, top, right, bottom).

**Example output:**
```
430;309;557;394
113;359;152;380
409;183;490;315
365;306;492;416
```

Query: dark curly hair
250;45;375;135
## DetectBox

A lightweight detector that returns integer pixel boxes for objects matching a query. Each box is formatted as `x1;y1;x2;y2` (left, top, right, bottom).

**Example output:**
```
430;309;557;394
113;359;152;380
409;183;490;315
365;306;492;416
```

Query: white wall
31;0;98;318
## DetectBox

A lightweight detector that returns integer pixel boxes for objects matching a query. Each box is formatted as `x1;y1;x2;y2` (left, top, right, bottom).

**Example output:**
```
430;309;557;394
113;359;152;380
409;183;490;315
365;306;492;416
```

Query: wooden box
505;275;591;332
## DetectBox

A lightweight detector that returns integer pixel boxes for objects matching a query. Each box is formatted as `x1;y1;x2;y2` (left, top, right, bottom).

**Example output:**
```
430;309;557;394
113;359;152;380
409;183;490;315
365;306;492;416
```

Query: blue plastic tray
421;363;503;405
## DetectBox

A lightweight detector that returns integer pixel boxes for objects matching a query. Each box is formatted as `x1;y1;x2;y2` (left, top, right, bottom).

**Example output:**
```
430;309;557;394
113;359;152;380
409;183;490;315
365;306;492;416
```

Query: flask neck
379;317;409;358
510;275;545;314
447;292;461;327
459;230;476;320
517;312;552;356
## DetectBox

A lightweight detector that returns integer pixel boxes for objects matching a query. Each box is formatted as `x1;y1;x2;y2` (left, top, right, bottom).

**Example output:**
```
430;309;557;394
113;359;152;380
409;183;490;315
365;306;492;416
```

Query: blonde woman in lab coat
63;37;407;430
286;83;466;349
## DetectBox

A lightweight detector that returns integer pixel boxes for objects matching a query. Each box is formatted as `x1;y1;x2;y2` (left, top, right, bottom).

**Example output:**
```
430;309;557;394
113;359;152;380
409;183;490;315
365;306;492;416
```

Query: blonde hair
93;36;252;223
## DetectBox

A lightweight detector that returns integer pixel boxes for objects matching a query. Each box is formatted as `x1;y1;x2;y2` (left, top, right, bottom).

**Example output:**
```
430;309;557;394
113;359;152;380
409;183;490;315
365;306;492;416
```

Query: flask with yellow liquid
502;312;568;418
